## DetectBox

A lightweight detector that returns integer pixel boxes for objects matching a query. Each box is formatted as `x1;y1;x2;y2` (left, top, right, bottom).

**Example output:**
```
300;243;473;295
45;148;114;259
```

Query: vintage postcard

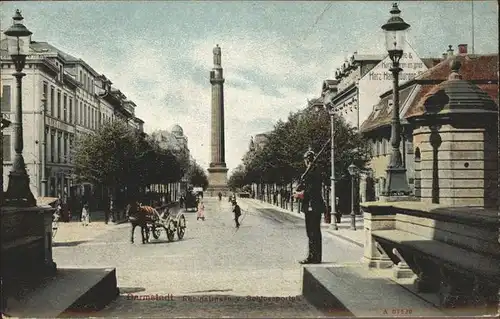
0;0;499;318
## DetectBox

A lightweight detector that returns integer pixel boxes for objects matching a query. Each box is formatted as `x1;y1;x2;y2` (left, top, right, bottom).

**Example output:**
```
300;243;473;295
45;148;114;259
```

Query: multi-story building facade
326;43;441;131
1;39;144;203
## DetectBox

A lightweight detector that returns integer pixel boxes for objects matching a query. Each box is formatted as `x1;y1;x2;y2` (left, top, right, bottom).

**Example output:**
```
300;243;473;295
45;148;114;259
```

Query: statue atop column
213;44;221;67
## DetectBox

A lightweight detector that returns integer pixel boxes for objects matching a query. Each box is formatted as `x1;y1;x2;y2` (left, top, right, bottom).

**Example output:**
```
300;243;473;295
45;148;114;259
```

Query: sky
0;1;498;174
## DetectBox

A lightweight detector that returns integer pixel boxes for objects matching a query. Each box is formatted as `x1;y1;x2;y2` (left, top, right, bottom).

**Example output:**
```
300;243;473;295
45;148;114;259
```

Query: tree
73;120;184;201
186;160;208;189
241;106;372;186
228;164;247;190
73;120;139;192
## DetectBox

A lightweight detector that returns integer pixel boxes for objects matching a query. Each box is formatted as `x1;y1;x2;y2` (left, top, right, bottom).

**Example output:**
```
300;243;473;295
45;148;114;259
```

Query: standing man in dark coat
232;200;241;228
294;150;324;264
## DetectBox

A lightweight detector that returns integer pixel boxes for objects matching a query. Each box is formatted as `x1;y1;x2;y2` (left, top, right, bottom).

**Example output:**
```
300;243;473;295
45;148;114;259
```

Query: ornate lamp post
41;93;48;197
348;163;359;230
381;3;411;196
322;89;339;230
1;117;12;206
3;10;36;207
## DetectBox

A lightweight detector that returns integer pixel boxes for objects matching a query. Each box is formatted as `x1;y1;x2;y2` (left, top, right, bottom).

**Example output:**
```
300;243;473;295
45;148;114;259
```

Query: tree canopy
232;106;372;186
73;120;184;195
186;160;209;189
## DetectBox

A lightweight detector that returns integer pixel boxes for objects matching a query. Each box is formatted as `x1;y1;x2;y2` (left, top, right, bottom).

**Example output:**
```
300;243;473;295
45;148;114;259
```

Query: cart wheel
152;225;161;239
177;215;186;240
166;220;176;242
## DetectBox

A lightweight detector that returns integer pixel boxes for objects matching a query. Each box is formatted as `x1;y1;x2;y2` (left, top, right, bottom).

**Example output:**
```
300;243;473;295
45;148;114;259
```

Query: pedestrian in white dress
81;203;90;226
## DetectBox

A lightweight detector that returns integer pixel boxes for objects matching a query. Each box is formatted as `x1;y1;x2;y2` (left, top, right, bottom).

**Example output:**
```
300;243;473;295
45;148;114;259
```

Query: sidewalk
239;198;364;247
54;211;127;244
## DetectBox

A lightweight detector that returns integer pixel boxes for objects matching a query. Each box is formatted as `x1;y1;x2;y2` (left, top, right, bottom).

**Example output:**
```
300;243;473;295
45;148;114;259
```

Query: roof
360;85;414;133
360;54;498;134
421;58;443;69
308;97;324;108
406;83;498;119
171;124;183;136
29;41;100;76
353;54;385;62
404;54;498;118
30;41;79;61
415;54;498;81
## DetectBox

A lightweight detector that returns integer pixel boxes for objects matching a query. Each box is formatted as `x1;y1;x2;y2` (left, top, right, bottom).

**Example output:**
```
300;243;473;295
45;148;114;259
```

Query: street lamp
322;89;339;230
348;163;358;230
1;118;12;206
41;94;48;197
3;10;36;207
381;3;411;196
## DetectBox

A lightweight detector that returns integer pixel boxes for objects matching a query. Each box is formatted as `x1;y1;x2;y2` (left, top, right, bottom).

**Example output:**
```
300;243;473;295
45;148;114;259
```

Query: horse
126;202;161;244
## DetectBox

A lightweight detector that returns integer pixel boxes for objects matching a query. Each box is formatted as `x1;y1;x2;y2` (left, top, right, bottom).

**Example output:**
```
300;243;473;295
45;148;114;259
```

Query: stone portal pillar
207;44;229;195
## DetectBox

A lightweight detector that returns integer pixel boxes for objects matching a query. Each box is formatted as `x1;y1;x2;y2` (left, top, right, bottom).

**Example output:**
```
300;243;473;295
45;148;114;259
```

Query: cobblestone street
53;197;363;317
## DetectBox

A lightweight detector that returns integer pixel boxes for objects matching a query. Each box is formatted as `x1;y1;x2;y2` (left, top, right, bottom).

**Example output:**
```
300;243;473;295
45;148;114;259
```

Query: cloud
77;32;346;174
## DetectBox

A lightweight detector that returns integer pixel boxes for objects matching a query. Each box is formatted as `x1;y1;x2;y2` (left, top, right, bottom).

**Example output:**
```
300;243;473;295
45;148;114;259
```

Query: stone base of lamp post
383;166;412;198
378;195;418;203
4;170;36;207
1;204;57;312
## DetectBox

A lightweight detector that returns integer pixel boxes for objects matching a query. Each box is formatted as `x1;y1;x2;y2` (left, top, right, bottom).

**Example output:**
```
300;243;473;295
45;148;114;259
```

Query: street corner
53;222;112;243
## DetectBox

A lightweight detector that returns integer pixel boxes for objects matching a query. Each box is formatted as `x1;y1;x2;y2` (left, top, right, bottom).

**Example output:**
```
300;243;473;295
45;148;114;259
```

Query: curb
112;219;129;225
325;231;364;247
242;199;361;230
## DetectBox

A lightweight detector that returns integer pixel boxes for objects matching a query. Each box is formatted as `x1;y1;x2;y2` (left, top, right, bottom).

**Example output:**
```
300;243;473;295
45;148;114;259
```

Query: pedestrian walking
294;150;324;264
81;203;90;226
232;200;241;228
218;192;222;201
197;200;205;221
109;198;116;223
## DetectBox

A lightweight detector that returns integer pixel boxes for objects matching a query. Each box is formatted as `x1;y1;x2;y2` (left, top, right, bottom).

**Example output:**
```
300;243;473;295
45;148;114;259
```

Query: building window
50;132;55;162
50;86;55;116
74;99;78;124
44;128;48;162
406;140;414;154
375;140;380;156
80;70;83;83
381;139;387;155
69;136;73;163
80;101;83;125
69;98;73;123
85;104;88;127
50;177;56;197
63;133;67;163
63;94;67;122
57;91;61;119
91;80;94;94
1;85;11;112
42;82;48;108
2;134;11;161
59;64;63;82
57;133;61;163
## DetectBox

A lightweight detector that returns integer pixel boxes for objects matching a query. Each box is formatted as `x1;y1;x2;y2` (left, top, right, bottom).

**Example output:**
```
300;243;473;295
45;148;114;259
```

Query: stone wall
413;124;498;208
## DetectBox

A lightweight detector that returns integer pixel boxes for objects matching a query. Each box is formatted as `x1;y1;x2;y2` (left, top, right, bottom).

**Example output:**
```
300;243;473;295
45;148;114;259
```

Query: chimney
446;45;454;57
458;44;468;54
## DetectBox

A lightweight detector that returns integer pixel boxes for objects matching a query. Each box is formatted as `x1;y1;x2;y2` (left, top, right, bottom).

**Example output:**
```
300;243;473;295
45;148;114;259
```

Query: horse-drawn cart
145;205;186;242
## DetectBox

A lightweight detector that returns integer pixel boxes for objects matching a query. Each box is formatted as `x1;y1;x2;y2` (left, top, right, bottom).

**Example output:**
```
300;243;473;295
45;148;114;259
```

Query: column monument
207;44;229;196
